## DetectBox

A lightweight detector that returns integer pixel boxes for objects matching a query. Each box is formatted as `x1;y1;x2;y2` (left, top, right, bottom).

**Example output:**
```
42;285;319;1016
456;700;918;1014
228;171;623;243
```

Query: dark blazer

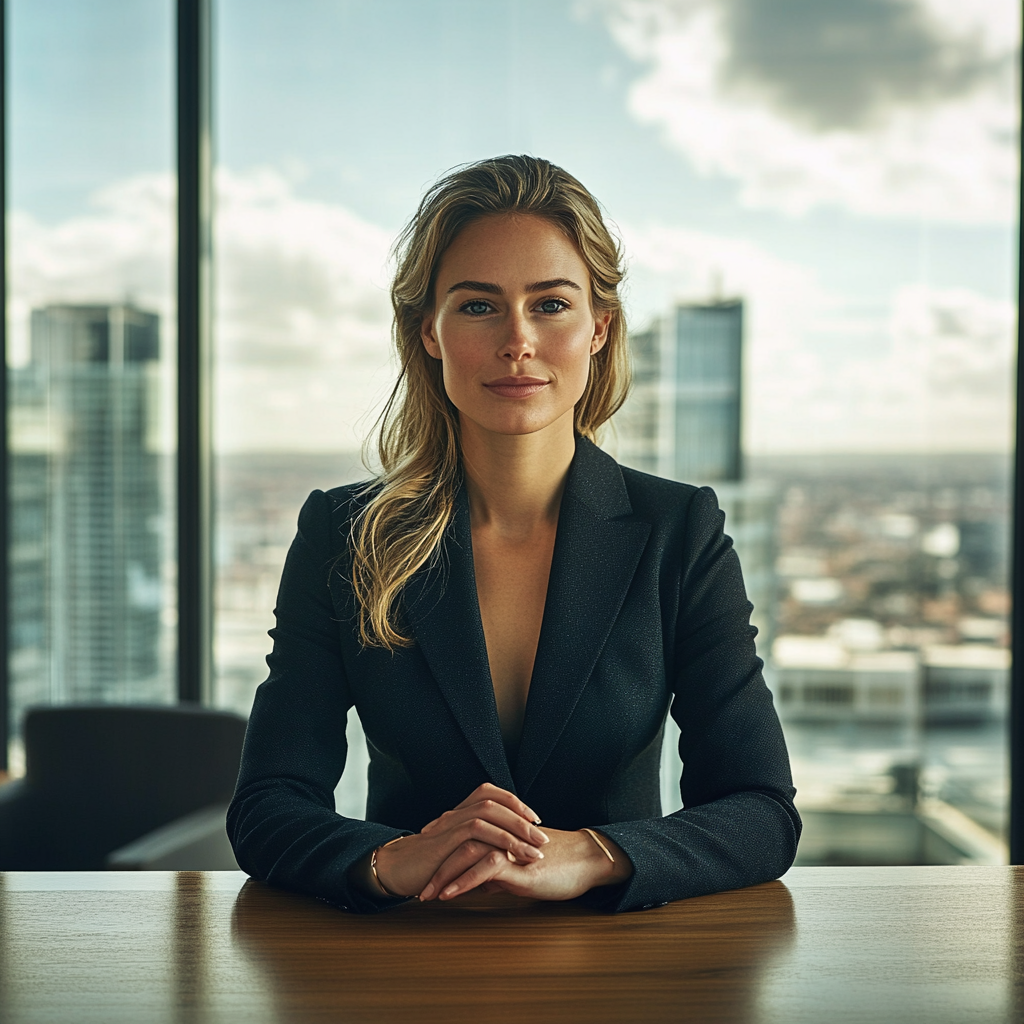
227;436;801;914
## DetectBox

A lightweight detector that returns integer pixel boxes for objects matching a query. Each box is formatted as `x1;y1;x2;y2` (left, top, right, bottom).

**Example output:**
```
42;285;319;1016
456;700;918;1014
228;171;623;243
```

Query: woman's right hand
369;783;549;898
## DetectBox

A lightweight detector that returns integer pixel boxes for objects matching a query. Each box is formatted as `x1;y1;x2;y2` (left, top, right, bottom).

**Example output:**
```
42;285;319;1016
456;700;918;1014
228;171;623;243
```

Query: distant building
922;645;1009;724
771;634;1009;725
617;299;744;482
10;305;169;730
614;323;662;475
617;298;774;646
670;300;744;483
772;636;920;723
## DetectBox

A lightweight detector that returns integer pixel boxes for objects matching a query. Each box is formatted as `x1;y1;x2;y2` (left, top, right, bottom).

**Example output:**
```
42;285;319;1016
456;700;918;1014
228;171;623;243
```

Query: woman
227;155;801;914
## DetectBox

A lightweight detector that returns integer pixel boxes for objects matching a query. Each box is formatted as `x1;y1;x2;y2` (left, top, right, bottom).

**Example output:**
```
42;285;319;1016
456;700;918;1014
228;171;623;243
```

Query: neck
460;413;577;539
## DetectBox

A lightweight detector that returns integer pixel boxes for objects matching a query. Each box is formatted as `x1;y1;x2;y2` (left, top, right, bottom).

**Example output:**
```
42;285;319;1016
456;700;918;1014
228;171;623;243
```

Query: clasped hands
364;783;631;902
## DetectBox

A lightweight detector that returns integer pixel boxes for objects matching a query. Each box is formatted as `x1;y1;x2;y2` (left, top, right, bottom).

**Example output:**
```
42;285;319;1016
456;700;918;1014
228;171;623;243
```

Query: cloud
754;283;1015;453
885;283;1016;443
597;0;1018;221
619;218;823;362
9;170;396;452
8;175;176;363
618;222;1014;452
213;168;395;452
721;0;1000;131
215;168;392;369
11;171;1013;457
618;220;835;452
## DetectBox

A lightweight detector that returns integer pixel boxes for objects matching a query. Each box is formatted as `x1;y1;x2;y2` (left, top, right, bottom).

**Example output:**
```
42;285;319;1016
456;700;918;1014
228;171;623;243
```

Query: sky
7;0;1021;455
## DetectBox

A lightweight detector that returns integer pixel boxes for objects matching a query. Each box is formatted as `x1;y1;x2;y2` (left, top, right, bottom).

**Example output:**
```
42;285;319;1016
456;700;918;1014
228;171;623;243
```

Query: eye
459;299;494;316
536;298;569;314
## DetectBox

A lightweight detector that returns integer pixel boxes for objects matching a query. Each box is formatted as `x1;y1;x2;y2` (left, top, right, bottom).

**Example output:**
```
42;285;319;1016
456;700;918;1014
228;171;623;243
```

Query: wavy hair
350;155;630;648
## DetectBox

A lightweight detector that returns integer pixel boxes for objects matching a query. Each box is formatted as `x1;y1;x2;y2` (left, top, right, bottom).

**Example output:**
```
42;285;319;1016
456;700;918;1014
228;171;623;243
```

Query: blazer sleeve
577;485;801;913
226;489;411;913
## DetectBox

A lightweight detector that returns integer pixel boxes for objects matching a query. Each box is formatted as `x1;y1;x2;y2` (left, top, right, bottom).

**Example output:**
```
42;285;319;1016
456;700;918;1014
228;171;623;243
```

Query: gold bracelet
580;827;615;864
370;835;407;897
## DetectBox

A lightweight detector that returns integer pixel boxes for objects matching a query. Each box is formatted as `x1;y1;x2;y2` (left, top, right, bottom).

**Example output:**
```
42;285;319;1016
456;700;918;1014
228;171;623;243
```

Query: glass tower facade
10;305;171;745
672;301;744;484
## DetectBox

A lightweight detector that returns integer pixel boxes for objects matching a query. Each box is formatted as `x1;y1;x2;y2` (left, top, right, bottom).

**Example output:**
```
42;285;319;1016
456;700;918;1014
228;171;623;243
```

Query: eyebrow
446;278;583;295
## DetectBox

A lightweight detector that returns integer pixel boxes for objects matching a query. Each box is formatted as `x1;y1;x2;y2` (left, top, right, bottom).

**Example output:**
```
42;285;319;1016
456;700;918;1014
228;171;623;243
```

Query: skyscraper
616;299;744;482
671;300;743;483
617;298;775;647
10;305;170;734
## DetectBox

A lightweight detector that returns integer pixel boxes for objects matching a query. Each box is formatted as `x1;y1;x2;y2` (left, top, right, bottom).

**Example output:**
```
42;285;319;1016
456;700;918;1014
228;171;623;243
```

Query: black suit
228;436;801;913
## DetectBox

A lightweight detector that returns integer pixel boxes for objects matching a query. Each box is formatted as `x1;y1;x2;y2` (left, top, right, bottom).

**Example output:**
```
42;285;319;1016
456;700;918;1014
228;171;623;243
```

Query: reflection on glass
7;0;176;772
213;0;1017;865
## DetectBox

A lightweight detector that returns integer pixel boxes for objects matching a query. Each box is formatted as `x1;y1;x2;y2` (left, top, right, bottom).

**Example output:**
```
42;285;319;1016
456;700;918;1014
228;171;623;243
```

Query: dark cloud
718;0;1002;130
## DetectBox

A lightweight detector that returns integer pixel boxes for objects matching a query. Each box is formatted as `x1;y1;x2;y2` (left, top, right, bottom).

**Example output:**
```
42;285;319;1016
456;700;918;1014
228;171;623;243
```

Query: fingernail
533;829;550;844
507;850;517;862
420;884;434;900
442;884;458;898
531;818;542;826
524;846;541;860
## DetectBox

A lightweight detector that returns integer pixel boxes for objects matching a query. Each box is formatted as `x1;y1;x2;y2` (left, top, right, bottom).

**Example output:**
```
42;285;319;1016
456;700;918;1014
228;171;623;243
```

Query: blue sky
8;0;1020;453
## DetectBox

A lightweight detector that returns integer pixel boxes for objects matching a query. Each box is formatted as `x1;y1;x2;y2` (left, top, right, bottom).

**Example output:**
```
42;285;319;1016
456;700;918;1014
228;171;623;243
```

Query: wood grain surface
0;867;1020;1023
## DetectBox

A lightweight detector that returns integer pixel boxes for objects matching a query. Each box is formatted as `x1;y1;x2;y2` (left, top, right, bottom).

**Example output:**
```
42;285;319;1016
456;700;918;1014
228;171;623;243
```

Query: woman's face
421;213;610;440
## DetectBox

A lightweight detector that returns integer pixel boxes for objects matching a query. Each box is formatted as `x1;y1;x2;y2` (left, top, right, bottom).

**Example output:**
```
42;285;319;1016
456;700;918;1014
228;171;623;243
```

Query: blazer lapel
514;438;651;796
404;489;516;793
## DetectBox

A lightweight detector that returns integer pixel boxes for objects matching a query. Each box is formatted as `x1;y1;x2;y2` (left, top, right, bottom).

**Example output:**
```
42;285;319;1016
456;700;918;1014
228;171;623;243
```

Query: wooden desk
0;867;1020;1023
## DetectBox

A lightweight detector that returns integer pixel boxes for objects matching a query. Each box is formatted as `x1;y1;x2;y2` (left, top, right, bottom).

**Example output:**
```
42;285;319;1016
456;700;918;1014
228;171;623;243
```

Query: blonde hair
350;155;630;649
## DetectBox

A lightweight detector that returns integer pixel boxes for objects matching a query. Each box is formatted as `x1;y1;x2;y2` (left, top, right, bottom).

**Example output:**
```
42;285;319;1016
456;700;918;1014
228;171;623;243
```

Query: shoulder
295;479;380;557
617;463;721;526
321;479;379;518
614;463;733;581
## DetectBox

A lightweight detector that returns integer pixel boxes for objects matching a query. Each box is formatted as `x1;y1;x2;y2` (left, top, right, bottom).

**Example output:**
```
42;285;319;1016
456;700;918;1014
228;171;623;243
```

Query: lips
483;376;549;399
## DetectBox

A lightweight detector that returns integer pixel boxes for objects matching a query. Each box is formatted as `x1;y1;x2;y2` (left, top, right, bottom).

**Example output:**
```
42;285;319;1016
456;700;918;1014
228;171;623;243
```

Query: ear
420;312;443;361
590;310;612;355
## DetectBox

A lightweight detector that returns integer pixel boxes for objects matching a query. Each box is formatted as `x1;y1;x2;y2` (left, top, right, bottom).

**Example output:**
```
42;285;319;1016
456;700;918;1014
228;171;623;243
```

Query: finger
459;800;550;847
420;819;539;900
454;783;542;825
460;816;546;864
439;849;515;900
426;800;549;849
418;839;496;901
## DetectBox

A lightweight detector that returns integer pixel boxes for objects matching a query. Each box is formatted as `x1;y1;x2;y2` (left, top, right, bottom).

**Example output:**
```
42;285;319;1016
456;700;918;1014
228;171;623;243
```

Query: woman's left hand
417;827;633;903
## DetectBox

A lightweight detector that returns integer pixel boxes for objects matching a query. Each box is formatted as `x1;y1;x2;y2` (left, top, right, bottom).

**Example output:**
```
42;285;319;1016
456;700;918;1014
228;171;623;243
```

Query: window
5;0;1019;867
6;0;176;772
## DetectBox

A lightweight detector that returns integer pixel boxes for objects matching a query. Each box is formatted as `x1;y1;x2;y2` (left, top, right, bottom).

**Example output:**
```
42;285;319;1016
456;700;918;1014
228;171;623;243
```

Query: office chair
0;703;247;870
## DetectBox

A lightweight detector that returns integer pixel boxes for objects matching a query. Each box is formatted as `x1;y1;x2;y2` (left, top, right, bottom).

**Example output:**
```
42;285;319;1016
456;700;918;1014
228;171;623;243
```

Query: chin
464;409;568;438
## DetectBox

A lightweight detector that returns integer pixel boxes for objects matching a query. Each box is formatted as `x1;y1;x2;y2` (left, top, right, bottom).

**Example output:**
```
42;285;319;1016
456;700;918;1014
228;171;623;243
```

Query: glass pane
7;0;176;773
215;0;1017;860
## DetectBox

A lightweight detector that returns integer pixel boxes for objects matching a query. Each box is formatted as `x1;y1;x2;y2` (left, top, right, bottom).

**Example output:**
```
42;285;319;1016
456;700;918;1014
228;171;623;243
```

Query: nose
499;310;536;362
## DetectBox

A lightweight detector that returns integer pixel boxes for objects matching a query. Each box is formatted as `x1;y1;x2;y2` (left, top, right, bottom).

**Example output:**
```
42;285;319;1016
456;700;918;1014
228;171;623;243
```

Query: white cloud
11;170;1013;457
754;283;1015;453
884;283;1016;446
620;222;1014;452
8;175;176;364
620;221;836;452
598;0;1019;222
213;168;394;452
9;169;396;453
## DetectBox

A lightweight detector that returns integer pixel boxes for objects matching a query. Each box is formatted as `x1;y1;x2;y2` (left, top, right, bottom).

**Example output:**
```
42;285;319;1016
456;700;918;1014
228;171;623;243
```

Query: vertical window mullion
176;0;213;704
0;0;9;771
